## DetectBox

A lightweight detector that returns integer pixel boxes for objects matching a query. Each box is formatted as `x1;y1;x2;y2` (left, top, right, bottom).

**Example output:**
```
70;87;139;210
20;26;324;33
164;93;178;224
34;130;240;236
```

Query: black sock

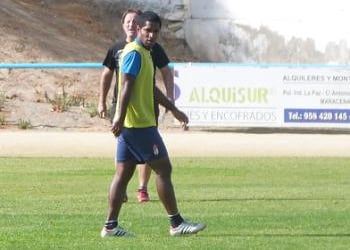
168;213;184;228
105;220;118;230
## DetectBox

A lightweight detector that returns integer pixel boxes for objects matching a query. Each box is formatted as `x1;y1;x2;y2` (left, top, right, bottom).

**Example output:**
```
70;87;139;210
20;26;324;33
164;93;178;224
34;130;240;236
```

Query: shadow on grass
123;197;348;204
204;233;350;237
180;197;348;202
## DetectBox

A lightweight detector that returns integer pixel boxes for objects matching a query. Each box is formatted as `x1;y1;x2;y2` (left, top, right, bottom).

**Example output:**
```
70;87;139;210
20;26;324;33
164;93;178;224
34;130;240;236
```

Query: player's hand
111;120;123;137
98;102;107;119
171;108;189;130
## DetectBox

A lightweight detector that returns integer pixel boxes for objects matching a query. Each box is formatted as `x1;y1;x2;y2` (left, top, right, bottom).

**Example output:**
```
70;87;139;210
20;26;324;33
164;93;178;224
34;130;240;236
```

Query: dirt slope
0;0;190;130
0;0;115;62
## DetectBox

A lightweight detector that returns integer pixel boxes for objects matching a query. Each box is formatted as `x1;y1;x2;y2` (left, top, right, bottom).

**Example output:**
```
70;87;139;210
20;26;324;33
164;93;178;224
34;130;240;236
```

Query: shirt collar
135;37;151;51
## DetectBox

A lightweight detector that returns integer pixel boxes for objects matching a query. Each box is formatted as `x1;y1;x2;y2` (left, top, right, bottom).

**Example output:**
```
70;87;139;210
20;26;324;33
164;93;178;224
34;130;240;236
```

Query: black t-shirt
102;39;170;103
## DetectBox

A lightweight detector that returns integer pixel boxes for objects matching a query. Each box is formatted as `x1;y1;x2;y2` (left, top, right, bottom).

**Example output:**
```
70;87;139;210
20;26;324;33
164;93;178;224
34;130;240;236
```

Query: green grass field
1;157;350;249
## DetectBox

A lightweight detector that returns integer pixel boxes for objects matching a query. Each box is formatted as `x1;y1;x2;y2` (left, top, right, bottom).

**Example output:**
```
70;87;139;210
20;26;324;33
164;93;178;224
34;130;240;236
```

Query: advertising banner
174;64;350;128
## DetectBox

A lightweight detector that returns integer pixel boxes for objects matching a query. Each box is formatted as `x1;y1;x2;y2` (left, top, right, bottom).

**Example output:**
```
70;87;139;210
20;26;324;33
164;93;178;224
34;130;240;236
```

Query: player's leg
119;127;206;235
101;160;136;238
137;164;151;202
147;157;178;213
107;161;136;221
148;157;206;236
101;131;137;238
122;127;177;213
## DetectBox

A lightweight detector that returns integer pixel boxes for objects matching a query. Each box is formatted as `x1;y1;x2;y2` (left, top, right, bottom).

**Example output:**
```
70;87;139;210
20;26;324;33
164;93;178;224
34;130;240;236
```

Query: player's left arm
154;86;188;126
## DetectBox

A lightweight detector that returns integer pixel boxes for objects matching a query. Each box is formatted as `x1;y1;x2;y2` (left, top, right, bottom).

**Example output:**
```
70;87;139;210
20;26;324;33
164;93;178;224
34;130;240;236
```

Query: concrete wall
189;0;231;19
101;0;350;63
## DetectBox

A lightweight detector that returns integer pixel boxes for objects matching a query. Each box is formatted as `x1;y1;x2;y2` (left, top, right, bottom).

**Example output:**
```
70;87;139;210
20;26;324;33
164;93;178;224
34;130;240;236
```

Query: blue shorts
116;127;168;164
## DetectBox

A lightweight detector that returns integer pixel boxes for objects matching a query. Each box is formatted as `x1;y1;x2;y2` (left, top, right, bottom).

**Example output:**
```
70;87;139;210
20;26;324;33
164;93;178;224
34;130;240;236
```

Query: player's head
136;11;162;29
136;11;161;49
120;9;142;40
121;9;142;24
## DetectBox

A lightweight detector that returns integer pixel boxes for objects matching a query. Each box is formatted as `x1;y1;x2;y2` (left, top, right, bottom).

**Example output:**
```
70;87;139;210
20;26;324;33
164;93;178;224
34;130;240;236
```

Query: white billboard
174;63;350;128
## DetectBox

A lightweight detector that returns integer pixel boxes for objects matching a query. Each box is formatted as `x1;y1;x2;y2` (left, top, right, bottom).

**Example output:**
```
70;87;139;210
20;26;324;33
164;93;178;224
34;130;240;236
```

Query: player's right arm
159;65;174;103
98;67;114;118
111;73;134;137
111;50;140;137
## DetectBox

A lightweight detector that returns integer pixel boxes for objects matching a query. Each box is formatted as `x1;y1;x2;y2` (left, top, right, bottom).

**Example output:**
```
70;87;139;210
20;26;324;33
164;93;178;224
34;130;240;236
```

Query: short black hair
136;11;161;28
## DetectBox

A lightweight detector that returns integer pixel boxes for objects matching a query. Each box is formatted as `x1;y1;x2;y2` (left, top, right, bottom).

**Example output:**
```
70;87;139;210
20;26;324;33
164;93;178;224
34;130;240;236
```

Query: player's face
137;21;160;49
122;13;138;40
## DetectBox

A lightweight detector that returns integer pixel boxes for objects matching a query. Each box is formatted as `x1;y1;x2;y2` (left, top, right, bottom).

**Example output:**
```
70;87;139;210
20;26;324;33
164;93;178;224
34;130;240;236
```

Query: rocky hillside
0;0;194;130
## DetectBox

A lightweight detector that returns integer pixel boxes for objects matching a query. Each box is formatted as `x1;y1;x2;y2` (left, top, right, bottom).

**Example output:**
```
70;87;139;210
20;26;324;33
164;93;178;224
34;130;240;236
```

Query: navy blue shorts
116;127;168;164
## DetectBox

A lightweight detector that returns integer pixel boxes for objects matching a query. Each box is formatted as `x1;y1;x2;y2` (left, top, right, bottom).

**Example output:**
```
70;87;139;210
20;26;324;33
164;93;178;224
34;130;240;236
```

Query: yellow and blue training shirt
115;39;156;128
